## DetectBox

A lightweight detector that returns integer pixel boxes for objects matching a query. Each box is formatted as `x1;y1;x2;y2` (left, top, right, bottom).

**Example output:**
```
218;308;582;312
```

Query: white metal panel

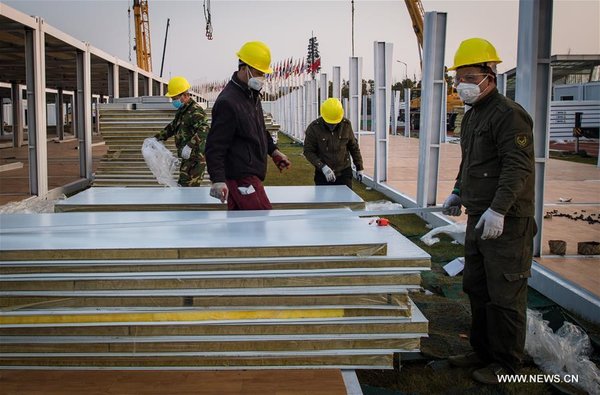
349;57;362;142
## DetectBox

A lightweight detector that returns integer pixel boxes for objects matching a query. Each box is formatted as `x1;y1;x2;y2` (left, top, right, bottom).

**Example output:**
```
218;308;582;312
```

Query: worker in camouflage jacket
442;38;536;385
153;76;209;187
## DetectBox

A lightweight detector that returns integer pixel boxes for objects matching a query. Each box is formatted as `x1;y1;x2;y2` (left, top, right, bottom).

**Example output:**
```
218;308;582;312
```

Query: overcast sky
4;0;600;85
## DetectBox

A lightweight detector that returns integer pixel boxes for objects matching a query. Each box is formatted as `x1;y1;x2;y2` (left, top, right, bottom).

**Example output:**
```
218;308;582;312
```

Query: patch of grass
549;150;598;165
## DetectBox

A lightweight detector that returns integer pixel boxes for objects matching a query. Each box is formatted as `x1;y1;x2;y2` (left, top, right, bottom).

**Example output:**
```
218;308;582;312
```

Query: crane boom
404;0;425;67
133;0;152;72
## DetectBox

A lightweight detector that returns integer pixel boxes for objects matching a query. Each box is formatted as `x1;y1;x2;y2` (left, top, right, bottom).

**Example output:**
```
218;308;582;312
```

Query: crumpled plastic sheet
365;200;404;211
141;137;180;187
525;309;600;394
420;222;466;245
0;194;66;214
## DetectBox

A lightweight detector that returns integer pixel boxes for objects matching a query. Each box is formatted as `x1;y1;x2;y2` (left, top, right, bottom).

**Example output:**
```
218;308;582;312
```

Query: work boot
448;351;485;368
472;363;509;385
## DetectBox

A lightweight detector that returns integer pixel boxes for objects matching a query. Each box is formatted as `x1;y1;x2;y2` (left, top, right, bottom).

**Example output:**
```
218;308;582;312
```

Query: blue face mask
172;99;183;109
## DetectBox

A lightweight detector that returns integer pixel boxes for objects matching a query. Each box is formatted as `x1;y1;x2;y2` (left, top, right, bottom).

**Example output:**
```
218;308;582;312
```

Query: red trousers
225;176;272;210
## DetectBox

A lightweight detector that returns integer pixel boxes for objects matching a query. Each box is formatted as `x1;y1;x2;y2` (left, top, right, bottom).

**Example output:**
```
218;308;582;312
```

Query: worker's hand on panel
181;145;192;160
321;165;336;183
442;194;462;216
209;182;229;203
271;149;291;172
475;208;505;240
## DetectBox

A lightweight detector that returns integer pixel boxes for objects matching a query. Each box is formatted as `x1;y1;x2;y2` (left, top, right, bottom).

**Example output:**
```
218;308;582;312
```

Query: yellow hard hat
165;76;191;97
236;41;273;74
448;38;502;71
320;98;344;124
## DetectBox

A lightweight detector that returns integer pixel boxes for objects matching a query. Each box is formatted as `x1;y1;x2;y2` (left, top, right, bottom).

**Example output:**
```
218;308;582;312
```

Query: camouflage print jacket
154;99;209;160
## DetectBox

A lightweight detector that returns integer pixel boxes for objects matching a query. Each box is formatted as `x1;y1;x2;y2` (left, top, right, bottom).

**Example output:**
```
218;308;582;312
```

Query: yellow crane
133;0;152;72
404;0;425;68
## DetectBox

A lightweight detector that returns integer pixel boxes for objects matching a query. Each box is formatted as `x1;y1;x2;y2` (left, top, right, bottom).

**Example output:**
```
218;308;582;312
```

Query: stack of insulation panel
0;205;429;369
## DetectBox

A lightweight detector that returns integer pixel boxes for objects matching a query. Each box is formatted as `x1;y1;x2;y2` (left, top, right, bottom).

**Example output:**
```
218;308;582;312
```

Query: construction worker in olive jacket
442;38;536;385
205;41;291;210
303;98;364;189
153;76;209;187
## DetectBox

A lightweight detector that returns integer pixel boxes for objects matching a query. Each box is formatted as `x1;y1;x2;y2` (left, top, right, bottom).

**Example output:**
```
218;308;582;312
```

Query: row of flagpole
192;56;321;103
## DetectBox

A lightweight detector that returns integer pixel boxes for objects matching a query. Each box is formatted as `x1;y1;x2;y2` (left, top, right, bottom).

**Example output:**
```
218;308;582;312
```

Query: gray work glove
321;165;336;182
181;145;192;160
209;182;228;203
442;194;462;216
475;208;505;240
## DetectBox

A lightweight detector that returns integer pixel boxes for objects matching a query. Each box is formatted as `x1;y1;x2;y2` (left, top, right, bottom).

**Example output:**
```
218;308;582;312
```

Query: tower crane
133;0;152;72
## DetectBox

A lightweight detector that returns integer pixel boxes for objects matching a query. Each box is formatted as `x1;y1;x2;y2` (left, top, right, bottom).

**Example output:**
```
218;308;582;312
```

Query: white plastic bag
525;309;600;394
0;194;66;214
365;200;404;211
141;137;180;187
420;222;466;245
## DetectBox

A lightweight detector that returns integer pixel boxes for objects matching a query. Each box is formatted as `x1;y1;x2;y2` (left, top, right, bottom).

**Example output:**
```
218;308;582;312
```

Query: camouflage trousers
178;158;205;187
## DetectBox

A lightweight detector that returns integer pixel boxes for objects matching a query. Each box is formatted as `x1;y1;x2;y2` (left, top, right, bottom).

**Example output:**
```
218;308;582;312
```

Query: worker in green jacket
303;98;364;189
153;76;209;187
442;38;536;385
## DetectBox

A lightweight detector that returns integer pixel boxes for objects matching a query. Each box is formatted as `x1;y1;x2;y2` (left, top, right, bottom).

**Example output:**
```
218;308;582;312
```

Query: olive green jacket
303;117;364;175
154;99;209;160
454;89;534;217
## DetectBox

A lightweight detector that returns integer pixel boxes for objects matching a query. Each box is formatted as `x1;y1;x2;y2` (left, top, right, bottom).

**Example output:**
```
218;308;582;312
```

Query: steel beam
515;0;552;257
319;73;328;105
55;88;64;140
75;45;92;180
108;62;119;100
24;19;48;196
404;88;411;137
391;90;400;136
332;66;341;99
10;82;23;147
373;41;392;183
416;12;446;207
348;57;362;142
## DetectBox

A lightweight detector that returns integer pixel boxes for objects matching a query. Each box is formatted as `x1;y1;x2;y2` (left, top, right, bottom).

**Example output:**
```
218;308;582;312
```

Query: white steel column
10;83;23;147
108;63;119;100
133;70;139;97
310;79;318;122
303;81;310;130
373;41;393;184
441;81;448;143
391;90;400;135
416;12;446;208
349;57;362;141
404;88;411;137
362;95;367;132
76;44;93;180
148;77;153;96
515;0;553;257
291;88;298;139
319;73;328;105
56;88;64;140
332;66;341;99
497;73;506;96
298;84;305;140
24;19;48;196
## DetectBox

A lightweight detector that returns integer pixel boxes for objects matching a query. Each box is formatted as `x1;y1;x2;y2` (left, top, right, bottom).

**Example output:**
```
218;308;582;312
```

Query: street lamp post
396;60;408;82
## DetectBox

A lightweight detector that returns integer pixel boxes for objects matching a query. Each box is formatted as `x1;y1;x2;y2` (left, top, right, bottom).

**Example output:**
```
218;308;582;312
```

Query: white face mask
246;67;265;91
456;75;489;104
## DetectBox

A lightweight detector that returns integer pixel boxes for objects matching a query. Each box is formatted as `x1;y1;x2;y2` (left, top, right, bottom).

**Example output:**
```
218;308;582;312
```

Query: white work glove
321;165;336;182
355;170;364;182
475;208;505;240
442;194;462;216
209;182;228;203
181;145;192;160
